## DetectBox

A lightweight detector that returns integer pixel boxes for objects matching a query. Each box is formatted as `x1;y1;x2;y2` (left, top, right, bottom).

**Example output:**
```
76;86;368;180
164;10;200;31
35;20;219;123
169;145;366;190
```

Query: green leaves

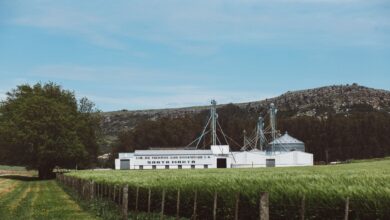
0;82;100;179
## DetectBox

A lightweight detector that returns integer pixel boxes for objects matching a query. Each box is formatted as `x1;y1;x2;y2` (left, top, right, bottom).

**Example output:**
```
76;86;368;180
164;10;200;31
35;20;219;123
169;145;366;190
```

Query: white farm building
116;146;233;170
115;101;313;170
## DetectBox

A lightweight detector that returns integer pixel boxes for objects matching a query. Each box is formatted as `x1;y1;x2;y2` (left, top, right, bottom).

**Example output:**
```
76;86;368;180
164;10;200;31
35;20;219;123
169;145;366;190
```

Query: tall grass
67;159;390;219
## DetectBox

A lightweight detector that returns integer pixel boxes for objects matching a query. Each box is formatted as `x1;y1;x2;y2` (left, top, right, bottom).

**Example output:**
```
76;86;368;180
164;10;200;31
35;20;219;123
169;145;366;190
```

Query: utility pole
257;116;265;151
211;100;217;146
243;130;247;150
270;103;277;153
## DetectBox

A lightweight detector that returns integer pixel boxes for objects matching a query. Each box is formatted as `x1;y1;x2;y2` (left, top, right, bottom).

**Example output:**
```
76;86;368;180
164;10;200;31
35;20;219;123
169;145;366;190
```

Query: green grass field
67;158;390;219
0;175;99;220
0;165;27;171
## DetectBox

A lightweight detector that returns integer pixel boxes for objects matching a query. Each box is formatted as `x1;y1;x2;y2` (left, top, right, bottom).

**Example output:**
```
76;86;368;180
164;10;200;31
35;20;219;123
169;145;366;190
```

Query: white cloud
30;65;180;83
83;88;274;111
91;81;273;110
5;0;389;54
21;64;271;110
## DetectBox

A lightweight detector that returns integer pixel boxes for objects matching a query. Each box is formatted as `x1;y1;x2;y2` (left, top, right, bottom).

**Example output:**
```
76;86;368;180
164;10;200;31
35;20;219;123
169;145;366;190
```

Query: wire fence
56;174;390;220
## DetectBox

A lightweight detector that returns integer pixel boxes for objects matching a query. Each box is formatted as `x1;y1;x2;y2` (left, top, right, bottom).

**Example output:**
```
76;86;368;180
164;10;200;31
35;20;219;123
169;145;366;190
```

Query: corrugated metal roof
134;149;213;156
269;132;304;144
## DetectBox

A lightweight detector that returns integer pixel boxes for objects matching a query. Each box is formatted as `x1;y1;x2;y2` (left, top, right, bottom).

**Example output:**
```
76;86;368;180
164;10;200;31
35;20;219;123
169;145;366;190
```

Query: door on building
217;158;227;168
120;159;130;170
266;159;275;167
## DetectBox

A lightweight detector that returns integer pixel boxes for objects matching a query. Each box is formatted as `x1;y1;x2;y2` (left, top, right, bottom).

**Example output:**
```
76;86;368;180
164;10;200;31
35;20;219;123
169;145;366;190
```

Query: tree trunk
38;166;55;179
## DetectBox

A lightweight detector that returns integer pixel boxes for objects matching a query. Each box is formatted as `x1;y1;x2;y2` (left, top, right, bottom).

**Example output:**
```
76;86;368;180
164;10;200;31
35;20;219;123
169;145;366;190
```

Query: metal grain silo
267;132;305;152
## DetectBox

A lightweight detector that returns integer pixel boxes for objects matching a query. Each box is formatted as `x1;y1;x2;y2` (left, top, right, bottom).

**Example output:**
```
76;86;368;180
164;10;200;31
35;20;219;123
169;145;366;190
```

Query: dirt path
0;175;99;220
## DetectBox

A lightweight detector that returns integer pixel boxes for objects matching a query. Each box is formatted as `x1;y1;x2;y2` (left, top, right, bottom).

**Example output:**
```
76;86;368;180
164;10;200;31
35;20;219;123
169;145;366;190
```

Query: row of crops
63;159;390;219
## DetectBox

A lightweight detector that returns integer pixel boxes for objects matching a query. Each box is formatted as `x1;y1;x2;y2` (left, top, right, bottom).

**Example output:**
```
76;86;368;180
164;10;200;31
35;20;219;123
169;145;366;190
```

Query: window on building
139;165;143;170
147;161;151;164
191;165;195;169
204;165;208;169
192;161;195;163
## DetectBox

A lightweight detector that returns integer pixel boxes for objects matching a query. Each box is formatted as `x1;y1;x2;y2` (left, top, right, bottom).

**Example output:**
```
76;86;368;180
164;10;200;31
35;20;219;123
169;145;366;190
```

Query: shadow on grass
0;175;39;181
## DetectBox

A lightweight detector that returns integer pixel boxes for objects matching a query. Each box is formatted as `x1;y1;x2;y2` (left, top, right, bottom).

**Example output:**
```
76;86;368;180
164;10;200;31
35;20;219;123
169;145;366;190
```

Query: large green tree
0;83;101;179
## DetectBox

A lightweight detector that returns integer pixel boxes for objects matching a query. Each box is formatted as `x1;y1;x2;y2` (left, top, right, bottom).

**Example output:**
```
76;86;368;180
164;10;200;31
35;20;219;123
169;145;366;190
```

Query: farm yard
64;158;390;220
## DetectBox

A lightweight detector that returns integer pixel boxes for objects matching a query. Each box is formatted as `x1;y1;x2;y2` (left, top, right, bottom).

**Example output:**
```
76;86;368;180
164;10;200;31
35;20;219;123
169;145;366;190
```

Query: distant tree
0;83;101;179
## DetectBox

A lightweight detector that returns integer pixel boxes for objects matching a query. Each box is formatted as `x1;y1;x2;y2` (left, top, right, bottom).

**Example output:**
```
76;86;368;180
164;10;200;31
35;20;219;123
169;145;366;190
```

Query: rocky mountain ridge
101;84;390;136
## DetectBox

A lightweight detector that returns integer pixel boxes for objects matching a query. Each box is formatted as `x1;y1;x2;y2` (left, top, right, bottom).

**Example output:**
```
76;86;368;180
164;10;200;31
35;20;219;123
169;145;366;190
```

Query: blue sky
0;0;389;111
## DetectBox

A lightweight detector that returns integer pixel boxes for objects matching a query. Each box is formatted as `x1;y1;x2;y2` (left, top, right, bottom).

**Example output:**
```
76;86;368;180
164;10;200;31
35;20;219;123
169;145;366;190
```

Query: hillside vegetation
67;159;390;219
103;84;390;163
111;104;390;163
101;84;390;136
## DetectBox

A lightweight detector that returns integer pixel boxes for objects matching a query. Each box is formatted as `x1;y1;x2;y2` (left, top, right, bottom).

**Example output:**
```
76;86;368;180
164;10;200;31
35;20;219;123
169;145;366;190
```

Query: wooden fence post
103;183;106;199
193;190;198;220
300;195;305;220
97;183;99;199
122;185;129;220
90;181;95;200
160;189;166;220
176;189;181;220
103;183;106;198
259;192;269;220
344;197;349;220
213;191;218;220
117;187;121;205
108;185;112;201
113;185;116;203
105;183;108;198
101;183;104;199
81;181;85;199
148;188;152;214
85;180;89;200
80;179;82;196
235;192;240;220
135;187;139;212
85;180;88;199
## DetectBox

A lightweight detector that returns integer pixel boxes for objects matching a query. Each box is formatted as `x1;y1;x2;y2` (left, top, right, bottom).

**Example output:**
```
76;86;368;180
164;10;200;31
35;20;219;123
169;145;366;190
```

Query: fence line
56;173;373;220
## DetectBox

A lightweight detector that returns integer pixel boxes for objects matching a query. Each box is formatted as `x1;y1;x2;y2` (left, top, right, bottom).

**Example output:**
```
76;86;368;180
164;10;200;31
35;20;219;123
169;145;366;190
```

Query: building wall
231;152;267;168
232;151;313;168
115;150;313;170
273;151;313;167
